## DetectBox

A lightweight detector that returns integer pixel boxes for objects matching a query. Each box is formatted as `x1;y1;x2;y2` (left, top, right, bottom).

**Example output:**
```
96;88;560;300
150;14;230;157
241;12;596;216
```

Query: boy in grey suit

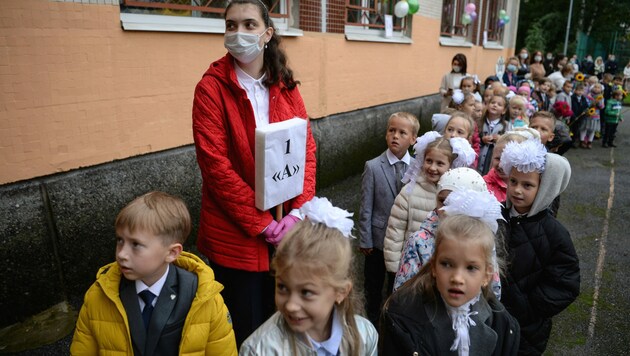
359;112;419;326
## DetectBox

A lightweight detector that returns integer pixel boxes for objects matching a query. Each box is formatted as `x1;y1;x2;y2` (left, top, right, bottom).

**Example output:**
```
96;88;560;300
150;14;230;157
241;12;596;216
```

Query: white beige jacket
384;175;437;272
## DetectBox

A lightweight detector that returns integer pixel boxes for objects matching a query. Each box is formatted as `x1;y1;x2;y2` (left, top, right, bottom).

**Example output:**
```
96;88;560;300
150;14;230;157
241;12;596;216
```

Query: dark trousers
209;261;275;348
603;122;619;145
363;248;394;326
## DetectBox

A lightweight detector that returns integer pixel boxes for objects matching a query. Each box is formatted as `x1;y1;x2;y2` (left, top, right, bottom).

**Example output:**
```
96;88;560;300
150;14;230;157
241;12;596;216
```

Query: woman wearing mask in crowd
544;52;555;76
192;0;317;346
594;56;605;79
582;54;595;76
517;48;530;77
502;57;521;87
440;53;469;111
529;50;546;82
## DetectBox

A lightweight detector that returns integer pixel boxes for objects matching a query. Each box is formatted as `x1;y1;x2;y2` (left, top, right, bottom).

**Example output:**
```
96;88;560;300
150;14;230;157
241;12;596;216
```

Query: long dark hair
225;0;299;89
452;53;468;74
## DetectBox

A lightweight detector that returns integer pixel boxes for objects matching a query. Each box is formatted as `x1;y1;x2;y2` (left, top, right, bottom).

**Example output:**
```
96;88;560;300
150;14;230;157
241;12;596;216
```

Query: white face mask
520;53;528;60
224;30;267;64
452;65;462;73
534;55;542;62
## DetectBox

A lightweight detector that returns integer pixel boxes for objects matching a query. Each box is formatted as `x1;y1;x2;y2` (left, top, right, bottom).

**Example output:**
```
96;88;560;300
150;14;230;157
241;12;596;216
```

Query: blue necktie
139;290;156;330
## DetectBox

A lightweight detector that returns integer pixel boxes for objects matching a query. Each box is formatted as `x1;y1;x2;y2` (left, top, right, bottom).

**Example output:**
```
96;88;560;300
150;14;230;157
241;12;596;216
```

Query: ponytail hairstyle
272;221;363;356
225;0;299;89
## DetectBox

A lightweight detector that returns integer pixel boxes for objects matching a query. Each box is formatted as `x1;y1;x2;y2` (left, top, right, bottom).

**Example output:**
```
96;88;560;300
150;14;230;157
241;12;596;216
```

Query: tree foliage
516;0;630;55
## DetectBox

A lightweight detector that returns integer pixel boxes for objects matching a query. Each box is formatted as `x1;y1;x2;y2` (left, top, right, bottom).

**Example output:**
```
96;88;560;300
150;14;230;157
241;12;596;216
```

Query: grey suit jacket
359;150;400;250
120;264;198;356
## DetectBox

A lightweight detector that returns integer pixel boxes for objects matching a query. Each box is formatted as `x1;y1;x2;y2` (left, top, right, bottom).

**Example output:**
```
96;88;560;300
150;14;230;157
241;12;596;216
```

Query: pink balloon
465;3;476;14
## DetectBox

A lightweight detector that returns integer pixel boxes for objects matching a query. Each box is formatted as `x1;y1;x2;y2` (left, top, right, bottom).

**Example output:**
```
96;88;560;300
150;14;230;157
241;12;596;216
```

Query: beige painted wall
0;0;514;184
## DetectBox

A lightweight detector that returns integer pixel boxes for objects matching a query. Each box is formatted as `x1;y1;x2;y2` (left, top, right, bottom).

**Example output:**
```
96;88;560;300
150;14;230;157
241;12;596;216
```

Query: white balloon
394;1;409;18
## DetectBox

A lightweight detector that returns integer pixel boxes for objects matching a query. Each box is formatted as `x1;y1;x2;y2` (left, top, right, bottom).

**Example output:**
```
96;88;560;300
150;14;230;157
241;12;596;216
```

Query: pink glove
262;220;279;244
267;215;301;246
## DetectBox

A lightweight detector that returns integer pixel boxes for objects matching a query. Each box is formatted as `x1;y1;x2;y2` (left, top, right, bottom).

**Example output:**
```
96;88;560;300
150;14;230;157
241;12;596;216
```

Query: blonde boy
529;111;557;147
71;191;237;355
359;112;419;325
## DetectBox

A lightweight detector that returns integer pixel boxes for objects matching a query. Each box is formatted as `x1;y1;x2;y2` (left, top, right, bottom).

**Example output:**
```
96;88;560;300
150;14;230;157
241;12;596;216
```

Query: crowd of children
70;50;618;356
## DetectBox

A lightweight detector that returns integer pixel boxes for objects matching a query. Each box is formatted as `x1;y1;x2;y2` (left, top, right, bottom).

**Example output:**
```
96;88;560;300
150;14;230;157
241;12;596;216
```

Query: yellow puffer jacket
70;251;237;355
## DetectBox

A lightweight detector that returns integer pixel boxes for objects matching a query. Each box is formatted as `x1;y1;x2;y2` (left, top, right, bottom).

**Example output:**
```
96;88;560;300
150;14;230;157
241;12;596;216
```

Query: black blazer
381;288;520;355
120;264;198;356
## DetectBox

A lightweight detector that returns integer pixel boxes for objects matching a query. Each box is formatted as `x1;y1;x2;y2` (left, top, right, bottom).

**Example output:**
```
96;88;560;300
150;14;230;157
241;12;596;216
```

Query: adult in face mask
439;53;469;111
192;0;316;347
529;50;546;81
581;54;595;76
517;47;530;77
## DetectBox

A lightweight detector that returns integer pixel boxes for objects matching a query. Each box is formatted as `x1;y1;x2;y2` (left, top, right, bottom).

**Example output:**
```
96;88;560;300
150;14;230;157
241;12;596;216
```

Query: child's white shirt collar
444;293;481;356
135;264;169;308
386;149;411;166
306;307;343;356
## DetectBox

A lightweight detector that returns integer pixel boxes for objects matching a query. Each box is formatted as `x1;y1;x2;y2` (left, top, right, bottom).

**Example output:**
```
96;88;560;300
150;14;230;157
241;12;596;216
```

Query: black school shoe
602;143;609;148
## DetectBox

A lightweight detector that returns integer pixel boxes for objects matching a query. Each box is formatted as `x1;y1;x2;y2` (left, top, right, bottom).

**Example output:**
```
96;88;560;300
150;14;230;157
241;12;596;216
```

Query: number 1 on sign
285;139;290;154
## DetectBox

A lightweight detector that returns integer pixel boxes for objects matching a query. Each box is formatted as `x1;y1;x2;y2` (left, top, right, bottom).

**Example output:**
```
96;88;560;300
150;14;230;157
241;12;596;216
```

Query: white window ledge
344;26;412;44
439;37;473;48
483;41;504;50
120;13;303;36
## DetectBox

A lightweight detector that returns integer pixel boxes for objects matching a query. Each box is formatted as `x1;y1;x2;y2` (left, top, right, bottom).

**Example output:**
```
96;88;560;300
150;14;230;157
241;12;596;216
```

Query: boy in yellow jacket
70;191;237;355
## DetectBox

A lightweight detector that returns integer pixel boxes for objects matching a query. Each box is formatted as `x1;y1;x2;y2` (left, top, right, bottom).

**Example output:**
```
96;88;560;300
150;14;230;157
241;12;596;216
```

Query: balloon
498;19;505;27
465;3;476;14
462;13;472;25
407;0;419;14
503;15;510;24
470;11;477;21
394;1;409;18
499;9;507;18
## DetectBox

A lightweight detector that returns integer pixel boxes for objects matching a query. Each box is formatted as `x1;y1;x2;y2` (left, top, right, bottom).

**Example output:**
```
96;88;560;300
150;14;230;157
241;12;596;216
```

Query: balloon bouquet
394;0;420;18
497;9;510;27
461;3;477;25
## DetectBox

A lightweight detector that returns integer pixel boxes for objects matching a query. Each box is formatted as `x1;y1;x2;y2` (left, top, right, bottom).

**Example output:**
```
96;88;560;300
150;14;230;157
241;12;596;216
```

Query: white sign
255;118;307;211
384;15;393;38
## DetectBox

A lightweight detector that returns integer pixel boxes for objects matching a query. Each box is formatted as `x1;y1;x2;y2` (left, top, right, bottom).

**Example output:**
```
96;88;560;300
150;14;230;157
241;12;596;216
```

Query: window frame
119;0;303;36
482;0;506;48
344;0;412;44
439;0;473;47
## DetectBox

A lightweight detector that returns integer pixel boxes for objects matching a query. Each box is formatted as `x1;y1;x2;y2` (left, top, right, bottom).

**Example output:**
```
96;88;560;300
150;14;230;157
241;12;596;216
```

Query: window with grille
344;0;412;43
440;0;469;38
119;0;300;35
483;0;506;44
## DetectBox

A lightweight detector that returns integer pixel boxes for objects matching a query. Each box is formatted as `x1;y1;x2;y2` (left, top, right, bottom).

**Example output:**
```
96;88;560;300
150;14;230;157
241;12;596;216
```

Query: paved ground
9;111;630;355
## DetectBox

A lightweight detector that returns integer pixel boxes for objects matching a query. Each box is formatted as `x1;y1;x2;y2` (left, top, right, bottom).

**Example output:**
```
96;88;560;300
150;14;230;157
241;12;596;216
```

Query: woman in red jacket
192;0;316;346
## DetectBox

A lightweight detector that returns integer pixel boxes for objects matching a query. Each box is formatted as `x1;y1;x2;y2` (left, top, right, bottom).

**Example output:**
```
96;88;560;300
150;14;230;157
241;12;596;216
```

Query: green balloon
462;13;472;25
503;15;510;23
407;0;419;14
499;9;507;18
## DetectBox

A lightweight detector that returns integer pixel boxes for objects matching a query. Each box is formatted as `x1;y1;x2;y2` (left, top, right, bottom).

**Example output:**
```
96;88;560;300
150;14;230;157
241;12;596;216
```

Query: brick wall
299;0;321;32
326;0;345;34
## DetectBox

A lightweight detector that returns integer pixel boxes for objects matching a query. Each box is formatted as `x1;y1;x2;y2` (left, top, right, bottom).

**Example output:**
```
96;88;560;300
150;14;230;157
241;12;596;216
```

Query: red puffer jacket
192;54;317;272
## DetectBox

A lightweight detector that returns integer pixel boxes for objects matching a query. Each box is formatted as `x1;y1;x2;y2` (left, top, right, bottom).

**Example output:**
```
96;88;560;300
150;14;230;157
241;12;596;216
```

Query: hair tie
299;197;354;238
402;131;443;191
441;189;504;233
472;92;482;103
452;89;465;105
449;137;476;168
499;138;547;175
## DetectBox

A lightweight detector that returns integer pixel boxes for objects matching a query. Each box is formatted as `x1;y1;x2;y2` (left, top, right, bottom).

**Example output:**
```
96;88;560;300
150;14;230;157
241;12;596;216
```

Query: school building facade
0;0;519;347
